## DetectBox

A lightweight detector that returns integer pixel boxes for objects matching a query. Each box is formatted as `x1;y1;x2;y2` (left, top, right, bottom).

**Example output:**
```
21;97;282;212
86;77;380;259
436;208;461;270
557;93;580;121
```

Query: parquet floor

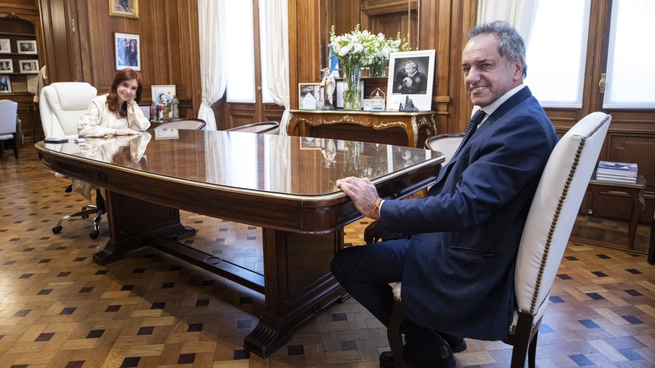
1;146;654;368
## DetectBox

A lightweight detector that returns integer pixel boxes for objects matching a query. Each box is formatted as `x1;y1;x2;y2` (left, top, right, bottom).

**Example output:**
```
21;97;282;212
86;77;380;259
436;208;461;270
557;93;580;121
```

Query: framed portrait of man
17;40;37;54
0;59;13;73
19;59;39;74
109;0;139;19
0;39;11;54
115;33;141;71
386;50;436;111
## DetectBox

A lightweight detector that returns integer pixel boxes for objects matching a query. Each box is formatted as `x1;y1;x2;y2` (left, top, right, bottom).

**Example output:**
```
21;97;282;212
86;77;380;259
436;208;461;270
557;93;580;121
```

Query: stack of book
596;161;638;183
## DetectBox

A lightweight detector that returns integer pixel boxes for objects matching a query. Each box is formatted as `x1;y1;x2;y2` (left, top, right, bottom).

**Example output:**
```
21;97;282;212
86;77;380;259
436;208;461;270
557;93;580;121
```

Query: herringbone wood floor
1;146;654;368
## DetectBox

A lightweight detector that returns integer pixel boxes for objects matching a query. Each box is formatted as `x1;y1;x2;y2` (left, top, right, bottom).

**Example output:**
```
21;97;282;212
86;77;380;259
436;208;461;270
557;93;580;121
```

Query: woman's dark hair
106;68;143;118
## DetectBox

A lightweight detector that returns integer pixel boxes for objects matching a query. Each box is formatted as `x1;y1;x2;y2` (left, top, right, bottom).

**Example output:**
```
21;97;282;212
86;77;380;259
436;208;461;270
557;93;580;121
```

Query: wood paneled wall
40;0;201;119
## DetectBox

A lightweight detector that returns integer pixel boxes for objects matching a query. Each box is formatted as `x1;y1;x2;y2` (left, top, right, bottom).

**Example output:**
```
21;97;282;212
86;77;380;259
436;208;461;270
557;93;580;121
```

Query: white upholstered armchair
39;82;104;238
387;112;612;368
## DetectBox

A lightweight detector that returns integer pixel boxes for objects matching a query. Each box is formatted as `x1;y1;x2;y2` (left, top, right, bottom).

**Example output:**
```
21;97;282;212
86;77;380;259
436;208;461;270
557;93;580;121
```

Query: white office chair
0;99;19;159
425;133;464;166
227;121;279;134
387;112;612;368
39;82;104;238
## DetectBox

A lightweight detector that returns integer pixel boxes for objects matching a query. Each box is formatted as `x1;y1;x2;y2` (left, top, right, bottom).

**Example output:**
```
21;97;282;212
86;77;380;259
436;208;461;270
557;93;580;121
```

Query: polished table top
36;130;444;233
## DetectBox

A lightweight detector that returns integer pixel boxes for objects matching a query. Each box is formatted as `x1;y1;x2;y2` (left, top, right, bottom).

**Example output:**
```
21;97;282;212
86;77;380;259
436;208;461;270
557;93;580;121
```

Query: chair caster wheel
89;230;99;239
52;226;62;234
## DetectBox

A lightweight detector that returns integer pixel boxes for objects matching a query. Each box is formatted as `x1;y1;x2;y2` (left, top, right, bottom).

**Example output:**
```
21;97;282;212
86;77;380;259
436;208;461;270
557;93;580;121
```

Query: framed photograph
335;80;364;109
19;59;39;74
17;40;37;54
151;85;176;105
386;50;436;111
0;59;13;73
298;83;323;110
109;0;139;19
0;39;10;54
12;81;27;93
115;33;141;71
300;137;324;150
0;75;11;93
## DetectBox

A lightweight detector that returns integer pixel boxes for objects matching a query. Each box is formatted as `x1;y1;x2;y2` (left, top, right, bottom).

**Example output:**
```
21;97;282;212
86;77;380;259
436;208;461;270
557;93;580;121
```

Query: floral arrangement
370;32;409;77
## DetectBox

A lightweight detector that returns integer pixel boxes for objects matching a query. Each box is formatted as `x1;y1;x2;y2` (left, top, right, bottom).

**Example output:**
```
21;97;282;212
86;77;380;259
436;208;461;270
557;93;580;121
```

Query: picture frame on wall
0;59;13;73
0;76;12;93
115;33;141;71
151;85;176;105
17;40;37;54
0;39;10;54
386;50;436;111
19;59;39;74
109;0;139;19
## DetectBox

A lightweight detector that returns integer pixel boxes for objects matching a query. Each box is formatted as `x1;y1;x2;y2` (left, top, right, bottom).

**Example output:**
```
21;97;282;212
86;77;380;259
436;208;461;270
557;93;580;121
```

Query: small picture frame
12;81;27;93
19;59;39;74
109;0;139;19
151;85;176;105
115;32;141;71
0;39;11;54
0;59;13;73
139;105;150;120
299;83;323;110
0;75;11;93
17;40;37;54
154;128;179;140
386;50;436;111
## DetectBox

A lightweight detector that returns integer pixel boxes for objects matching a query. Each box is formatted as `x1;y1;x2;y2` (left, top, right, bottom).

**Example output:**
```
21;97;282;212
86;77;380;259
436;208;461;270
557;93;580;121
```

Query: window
602;0;655;109
225;1;256;103
526;0;592;108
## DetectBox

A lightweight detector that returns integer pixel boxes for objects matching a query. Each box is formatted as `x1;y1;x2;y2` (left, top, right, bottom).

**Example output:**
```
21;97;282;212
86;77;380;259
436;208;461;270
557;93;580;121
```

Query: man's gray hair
467;21;527;78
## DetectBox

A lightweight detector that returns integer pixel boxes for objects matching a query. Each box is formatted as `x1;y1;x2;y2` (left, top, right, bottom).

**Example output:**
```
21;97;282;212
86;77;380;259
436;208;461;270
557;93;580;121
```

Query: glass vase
342;65;362;111
370;63;386;78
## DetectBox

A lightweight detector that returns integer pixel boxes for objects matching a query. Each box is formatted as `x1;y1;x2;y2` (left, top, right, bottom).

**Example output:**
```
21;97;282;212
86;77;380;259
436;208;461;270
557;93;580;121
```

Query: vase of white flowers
330;25;376;110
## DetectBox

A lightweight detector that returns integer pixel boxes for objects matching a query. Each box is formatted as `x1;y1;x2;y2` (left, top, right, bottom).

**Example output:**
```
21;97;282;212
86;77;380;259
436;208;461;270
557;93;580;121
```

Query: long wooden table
35;130;443;357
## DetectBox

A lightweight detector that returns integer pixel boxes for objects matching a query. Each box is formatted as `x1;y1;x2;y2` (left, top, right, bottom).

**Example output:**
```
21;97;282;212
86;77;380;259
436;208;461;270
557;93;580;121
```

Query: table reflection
54;130;440;197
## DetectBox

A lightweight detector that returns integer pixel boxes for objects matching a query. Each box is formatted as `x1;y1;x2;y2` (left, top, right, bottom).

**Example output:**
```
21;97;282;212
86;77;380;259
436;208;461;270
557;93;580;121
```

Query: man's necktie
435;109;486;184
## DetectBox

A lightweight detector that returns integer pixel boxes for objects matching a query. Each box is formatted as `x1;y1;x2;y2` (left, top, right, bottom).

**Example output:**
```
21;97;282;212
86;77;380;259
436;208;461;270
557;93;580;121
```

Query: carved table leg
244;228;348;357
93;190;196;265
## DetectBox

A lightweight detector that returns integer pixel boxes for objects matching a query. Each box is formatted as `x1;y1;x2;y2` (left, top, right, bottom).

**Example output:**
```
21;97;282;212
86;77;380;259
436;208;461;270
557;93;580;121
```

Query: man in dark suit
332;21;558;368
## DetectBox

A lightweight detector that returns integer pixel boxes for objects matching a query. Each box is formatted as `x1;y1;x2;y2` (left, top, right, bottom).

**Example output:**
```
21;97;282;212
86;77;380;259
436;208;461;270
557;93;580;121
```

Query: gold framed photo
109;0;139;19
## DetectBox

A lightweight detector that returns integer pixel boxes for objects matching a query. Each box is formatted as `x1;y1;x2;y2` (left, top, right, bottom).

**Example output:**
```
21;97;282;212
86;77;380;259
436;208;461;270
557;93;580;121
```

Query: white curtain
197;0;227;131
261;0;290;136
477;0;539;47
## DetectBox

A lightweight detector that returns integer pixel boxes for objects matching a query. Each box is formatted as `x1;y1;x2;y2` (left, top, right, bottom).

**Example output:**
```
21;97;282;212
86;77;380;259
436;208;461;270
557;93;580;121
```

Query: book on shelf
597;161;638;177
595;173;637;184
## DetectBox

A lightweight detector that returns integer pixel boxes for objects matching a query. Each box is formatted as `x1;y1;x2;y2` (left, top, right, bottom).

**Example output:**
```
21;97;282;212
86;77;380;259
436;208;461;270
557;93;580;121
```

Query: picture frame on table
17;40;37;54
109;0;139;19
19;59;39;74
115;32;141;71
151;85;176;105
386;50;435;111
0;59;13;73
0;75;11;93
299;83;323;110
0;39;11;54
335;80;364;109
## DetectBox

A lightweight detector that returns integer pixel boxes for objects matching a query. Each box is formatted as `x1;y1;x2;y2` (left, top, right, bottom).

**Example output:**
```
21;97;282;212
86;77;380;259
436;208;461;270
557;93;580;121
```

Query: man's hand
336;177;380;219
403;77;413;87
114;128;142;136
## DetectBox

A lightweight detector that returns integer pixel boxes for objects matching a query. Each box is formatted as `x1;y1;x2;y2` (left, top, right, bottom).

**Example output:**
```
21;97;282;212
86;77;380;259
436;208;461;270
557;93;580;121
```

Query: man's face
461;33;523;107
404;62;417;76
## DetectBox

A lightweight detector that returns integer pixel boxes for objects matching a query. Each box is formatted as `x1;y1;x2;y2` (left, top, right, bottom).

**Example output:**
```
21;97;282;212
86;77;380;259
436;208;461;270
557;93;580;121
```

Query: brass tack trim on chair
528;114;611;315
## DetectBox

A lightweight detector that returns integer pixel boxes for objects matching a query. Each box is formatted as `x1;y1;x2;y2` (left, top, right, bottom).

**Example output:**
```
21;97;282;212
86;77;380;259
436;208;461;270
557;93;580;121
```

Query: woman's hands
114;128;142;136
336;177;381;219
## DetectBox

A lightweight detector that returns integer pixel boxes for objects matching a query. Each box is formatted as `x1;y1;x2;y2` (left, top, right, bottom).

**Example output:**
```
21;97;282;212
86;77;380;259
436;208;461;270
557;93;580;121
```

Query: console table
582;174;646;250
288;109;437;148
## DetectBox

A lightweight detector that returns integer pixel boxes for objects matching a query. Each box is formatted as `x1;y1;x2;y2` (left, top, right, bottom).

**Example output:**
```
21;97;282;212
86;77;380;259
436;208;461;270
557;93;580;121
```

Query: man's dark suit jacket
380;87;558;341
